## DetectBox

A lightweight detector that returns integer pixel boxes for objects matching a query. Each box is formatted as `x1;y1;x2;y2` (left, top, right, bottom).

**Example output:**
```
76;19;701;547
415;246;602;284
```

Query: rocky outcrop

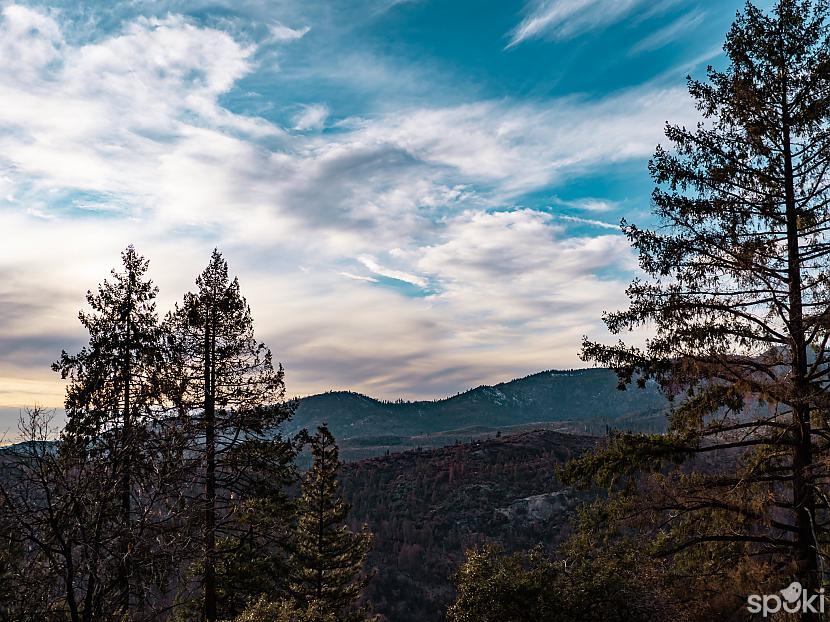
496;490;579;523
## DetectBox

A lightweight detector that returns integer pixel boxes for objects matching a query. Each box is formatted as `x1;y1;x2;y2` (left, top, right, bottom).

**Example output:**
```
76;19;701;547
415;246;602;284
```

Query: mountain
340;429;598;622
288;368;668;459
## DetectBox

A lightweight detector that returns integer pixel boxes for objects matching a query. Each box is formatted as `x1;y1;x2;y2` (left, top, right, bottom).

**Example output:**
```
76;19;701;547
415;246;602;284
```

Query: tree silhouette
573;0;830;613
291;425;372;621
52;245;164;614
165;249;293;621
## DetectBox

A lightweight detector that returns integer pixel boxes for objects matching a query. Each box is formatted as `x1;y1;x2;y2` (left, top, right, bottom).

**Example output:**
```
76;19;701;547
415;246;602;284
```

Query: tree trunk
120;283;133;614
204;304;217;622
782;75;819;620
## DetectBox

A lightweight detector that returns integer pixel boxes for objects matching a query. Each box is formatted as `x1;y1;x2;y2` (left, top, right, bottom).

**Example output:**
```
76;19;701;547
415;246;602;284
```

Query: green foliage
558;430;695;489
448;540;669;622
53;244;163;445
289;369;668;441
165;248;288;426
230;597;337;622
447;546;559;622
290;426;372;622
579;0;830;595
165;249;295;621
49;246;172;615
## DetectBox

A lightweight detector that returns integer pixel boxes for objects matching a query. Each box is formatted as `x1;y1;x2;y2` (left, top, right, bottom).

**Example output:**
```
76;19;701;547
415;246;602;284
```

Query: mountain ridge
288;367;668;445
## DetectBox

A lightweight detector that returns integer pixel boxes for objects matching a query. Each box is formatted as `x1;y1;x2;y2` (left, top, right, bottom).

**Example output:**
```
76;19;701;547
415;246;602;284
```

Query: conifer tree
290;425;372;622
52;245;164;614
569;0;830;615
165;249;293;621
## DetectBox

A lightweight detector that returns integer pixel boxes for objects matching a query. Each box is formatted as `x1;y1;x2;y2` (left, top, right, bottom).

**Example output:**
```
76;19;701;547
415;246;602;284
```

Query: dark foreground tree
289;426;372;622
166;250;294;621
447;535;671;622
52;245;166;615
0;409;121;622
570;0;830;617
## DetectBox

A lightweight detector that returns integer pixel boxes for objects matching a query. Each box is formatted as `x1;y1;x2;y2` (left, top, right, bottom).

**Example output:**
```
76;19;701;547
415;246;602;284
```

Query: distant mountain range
288;368;669;459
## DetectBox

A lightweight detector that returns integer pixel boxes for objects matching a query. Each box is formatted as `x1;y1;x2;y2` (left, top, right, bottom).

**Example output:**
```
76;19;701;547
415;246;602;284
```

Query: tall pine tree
290;425;372;622
165;249;293;621
571;0;830;615
53;245;163;614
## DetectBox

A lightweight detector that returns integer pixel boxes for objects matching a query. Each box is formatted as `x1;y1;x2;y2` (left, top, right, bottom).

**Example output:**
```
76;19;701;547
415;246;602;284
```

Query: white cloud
293;103;329;130
507;0;678;47
558;214;621;230
357;255;428;288
551;197;622;212
0;5;673;422
630;9;706;55
267;21;310;42
342;86;694;201
339;272;379;283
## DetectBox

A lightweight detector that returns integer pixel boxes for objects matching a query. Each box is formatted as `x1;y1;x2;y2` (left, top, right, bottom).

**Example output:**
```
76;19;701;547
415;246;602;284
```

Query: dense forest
340;430;597;622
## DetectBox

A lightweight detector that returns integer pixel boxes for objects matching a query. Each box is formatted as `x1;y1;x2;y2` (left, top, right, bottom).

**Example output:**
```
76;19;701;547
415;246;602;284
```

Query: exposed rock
496;490;578;523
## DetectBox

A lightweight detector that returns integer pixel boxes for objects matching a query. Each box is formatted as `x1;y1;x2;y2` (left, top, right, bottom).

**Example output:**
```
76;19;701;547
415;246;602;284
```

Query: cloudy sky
0;0;756;431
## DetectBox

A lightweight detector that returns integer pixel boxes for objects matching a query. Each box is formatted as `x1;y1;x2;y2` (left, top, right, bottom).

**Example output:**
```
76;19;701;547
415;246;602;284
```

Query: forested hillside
290;368;668;448
339;430;598;622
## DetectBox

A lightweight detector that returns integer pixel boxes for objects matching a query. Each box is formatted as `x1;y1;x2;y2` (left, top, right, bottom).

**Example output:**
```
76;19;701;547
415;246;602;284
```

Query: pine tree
52;245;164;614
570;0;830;616
165;249;294;621
291;425;372;622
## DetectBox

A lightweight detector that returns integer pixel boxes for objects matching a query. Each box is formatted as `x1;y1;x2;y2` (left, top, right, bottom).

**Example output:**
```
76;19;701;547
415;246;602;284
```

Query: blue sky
0;0;757;430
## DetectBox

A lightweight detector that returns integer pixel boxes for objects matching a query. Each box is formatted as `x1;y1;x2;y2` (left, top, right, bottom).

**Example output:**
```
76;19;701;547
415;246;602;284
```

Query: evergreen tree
52;245;164;614
290;425;372;622
571;0;830;615
232;597;338;622
165;249;294;621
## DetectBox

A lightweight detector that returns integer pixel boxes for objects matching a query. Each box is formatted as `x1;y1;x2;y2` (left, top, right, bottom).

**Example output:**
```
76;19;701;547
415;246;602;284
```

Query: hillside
339;429;599;622
289;368;667;459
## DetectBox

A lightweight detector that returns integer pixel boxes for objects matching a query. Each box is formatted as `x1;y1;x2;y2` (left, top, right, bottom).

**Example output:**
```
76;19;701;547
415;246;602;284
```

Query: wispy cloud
558;214;620;230
339;271;379;283
358;255;428;288
267;21;310;43
551;197;622;212
630;9;706;55
507;0;678;47
0;2;688;426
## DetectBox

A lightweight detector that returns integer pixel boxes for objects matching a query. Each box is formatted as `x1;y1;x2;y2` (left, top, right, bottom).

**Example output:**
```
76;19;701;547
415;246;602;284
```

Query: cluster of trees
339;430;595;622
0;249;372;622
451;1;830;620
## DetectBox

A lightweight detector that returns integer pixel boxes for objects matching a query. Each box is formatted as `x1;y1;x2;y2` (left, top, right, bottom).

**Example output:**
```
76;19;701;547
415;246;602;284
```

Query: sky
0;0;760;431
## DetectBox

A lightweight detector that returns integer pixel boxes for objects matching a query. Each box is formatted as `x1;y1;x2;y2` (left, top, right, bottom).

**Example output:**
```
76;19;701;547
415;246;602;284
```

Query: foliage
290;426;372;622
165;249;296;621
48;246;180;618
447;541;666;622
230;597;337;622
338;430;596;622
579;0;830;596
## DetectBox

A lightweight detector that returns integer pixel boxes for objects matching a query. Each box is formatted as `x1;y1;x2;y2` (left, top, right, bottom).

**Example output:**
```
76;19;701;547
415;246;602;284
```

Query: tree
52;245;164;614
290;425;372;622
573;0;830;616
448;505;696;622
0;408;122;622
165;249;294;621
231;597;337;622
